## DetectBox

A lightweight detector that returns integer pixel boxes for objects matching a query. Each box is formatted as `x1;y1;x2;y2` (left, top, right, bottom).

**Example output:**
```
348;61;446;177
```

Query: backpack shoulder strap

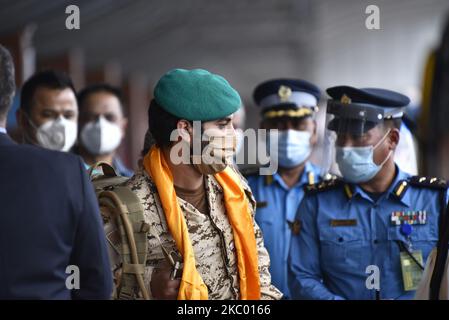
89;162;129;193
99;186;150;300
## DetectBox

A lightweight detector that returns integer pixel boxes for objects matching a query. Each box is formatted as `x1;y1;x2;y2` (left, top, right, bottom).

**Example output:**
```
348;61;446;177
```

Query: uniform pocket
387;224;438;242
255;206;275;225
319;226;364;271
388;224;438;263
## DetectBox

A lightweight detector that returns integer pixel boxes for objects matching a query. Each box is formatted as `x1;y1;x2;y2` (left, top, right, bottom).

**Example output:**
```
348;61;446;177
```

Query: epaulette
322;173;338;181
238;165;276;186
239;165;261;178
304;176;344;194
393;176;447;200
407;176;448;189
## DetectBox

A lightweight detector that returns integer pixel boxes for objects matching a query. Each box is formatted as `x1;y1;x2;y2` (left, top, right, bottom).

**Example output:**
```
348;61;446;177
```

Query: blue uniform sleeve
70;158;113;300
288;195;345;300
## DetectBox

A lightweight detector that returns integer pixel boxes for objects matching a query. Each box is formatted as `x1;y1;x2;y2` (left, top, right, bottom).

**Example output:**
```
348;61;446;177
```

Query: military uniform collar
347;166;411;206
269;161;316;190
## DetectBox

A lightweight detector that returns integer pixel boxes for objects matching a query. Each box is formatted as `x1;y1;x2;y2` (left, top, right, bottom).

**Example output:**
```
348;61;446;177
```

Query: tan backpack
88;162;150;300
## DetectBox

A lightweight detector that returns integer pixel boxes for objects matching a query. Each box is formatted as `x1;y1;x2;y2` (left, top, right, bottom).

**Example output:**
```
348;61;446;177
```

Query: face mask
267;129;312;168
191;129;236;175
80;116;123;155
336;129;392;183
29;115;77;152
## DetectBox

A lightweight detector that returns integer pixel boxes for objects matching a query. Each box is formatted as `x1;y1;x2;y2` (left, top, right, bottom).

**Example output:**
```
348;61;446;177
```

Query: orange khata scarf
143;145;261;300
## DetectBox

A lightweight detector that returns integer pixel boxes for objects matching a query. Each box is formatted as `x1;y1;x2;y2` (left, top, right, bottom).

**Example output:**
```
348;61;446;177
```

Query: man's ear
310;120;318;145
120;117;128;134
16;109;32;133
388;128;400;150
16;109;34;142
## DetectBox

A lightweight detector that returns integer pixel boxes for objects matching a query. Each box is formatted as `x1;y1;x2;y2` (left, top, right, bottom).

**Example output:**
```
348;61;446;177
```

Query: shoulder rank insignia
393;180;409;199
407;176;447;189
307;171;315;185
390;210;427;226
304;177;343;194
322;173;338;181
393;176;448;199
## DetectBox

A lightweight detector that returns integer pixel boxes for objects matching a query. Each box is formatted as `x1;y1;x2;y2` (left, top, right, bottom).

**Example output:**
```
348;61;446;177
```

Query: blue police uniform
247;162;322;297
82;156;133;177
288;85;448;300
112;157;134;177
248;78;322;298
289;168;448;299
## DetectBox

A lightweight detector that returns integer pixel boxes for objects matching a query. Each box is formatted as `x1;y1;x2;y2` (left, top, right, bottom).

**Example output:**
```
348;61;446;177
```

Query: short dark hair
20;70;76;114
0;45;16;121
77;83;125;116
148;99;193;148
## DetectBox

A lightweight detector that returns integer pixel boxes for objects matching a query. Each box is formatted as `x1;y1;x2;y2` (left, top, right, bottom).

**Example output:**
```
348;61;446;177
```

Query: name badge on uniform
390;211;427;226
330;219;358;227
400;250;424;291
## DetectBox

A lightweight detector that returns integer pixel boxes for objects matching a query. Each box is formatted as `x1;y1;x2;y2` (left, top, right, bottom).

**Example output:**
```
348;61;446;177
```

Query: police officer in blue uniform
245;79;323;298
288;85;448;300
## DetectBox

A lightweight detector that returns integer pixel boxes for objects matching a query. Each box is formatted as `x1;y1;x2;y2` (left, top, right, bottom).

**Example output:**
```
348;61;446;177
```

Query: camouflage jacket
125;166;282;300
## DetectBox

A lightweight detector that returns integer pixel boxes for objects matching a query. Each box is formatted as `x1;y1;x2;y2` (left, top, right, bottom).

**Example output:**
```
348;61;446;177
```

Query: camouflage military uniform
125;165;282;300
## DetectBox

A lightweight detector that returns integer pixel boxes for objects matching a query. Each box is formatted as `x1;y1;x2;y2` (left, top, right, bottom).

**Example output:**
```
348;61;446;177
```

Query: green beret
154;68;241;121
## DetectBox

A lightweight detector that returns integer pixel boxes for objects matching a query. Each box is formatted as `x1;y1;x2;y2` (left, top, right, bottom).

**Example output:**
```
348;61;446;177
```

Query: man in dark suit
0;44;113;299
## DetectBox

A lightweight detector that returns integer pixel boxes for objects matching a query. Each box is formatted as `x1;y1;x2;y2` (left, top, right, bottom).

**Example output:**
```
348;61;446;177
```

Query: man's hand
150;260;181;299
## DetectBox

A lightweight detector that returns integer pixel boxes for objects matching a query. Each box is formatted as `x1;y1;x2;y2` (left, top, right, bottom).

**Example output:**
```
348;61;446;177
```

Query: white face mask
80;116;123;155
33;116;78;152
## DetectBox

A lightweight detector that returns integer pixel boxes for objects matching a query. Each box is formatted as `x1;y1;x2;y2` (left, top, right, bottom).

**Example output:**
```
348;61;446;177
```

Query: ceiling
0;0;315;94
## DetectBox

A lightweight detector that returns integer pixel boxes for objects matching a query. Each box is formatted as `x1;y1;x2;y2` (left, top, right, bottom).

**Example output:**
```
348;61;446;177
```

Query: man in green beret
119;68;282;300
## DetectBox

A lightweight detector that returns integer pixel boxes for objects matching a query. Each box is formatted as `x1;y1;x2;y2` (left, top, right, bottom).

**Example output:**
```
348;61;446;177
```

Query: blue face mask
336;130;392;183
268;129;312;168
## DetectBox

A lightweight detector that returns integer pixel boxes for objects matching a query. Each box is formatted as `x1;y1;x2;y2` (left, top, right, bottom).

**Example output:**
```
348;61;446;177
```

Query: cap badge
278;85;292;102
341;94;352;104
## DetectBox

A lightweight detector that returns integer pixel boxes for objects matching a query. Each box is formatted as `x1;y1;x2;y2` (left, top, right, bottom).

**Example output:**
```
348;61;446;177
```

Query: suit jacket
0;133;112;299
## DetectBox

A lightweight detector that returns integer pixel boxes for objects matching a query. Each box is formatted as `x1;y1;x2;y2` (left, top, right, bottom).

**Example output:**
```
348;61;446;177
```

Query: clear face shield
321;99;385;176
